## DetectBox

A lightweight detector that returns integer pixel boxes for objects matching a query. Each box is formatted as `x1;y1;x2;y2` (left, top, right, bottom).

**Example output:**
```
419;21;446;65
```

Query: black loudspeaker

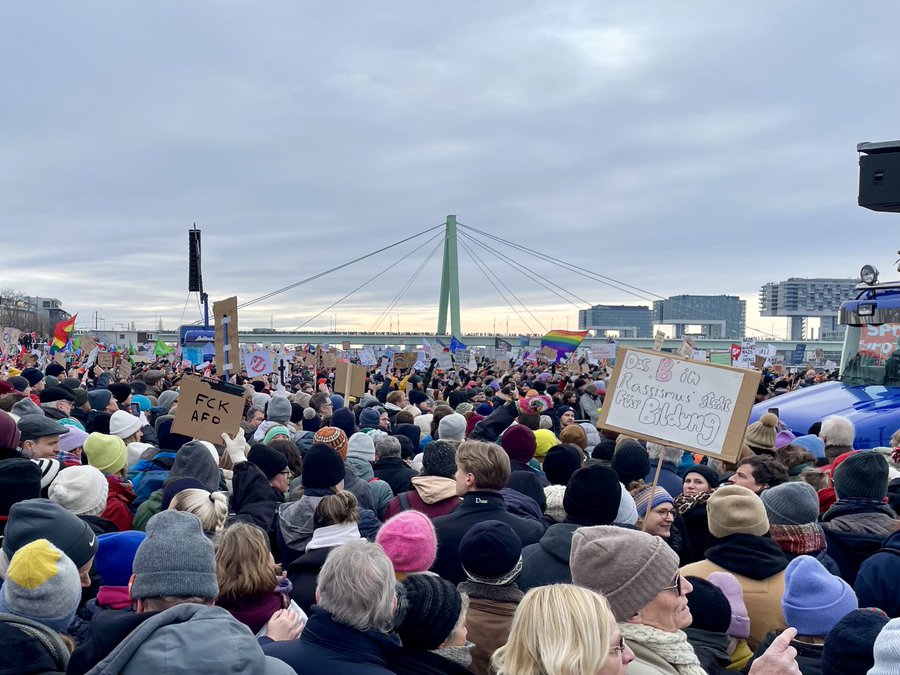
859;141;900;213
189;229;203;292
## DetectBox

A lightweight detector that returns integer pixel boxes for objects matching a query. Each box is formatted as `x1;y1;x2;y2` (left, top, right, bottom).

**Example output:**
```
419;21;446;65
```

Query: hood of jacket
348;456;375;481
86;604;294;674
278;494;325;550
705;533;789;580
411;475;458;504
537;522;579;564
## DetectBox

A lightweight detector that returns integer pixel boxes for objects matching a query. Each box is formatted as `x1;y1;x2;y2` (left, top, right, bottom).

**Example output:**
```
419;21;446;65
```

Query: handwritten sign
591;343;618;361
334;361;367;398
97;352;117;369
392;352;417;371
172;376;244;445
598;347;759;463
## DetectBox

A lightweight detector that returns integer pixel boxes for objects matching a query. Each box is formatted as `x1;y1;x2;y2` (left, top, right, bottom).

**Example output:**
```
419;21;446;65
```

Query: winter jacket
469;400;517;442
458;581;522;675
821;500;900;584
343;462;377;513
68;609;158;674
347;456;393;519
227;461;284;536
372;456;418;497
217;590;288;635
677;496;711;565
683;628;732;675
384;475;461;520
277;491;380;567
0;613;70;674
128;451;177;508
578;392;601;425
263;605;400;674
680;533;789;649
287;546;332;615
506;459;548;512
644;460;684;498
101;475;136;531
500;487;545;524
432;491;545;584
855;528;900;617
519;522;579;591
389;647;472;675
84;604;293;674
80;513;119;536
131;488;163;531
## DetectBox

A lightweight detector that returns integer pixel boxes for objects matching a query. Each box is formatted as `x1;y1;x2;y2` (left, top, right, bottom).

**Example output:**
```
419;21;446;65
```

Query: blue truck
749;265;900;449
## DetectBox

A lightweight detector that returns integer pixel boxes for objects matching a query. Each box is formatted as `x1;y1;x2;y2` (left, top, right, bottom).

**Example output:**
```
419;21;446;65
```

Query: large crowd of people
0;352;899;674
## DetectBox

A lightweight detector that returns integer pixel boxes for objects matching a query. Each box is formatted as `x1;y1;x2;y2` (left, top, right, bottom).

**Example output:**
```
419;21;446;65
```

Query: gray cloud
2;1;899;336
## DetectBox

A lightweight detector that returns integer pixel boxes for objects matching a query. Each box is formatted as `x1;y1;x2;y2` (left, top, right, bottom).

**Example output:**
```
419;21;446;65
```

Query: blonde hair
168;489;228;534
215;522;278;602
491;584;613;675
314;491;359;528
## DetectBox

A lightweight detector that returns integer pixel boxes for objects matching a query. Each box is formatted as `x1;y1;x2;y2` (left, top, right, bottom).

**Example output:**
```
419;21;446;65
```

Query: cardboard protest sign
97;352;117;369
214;296;240;381
118;359;132;381
598;347;760;464
653;330;665;352
172;376;244;445
334;361;367;398
323;351;338;369
538;346;557;361
341;340;351;351
436;352;453;371
392;352;416;371
677;337;694;360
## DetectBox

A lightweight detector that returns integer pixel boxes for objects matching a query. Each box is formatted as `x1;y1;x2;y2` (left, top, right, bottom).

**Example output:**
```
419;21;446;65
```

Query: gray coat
85;604;295;674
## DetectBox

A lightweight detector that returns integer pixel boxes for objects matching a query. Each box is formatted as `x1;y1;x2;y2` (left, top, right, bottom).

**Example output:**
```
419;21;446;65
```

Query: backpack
129;452;178;509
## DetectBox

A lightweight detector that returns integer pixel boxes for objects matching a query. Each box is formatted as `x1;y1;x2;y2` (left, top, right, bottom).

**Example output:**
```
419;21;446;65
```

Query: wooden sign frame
214;296;240;382
598;347;760;464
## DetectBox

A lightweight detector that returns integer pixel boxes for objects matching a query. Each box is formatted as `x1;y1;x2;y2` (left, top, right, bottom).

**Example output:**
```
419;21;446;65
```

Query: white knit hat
870;617;900;675
48;465;109;516
109;410;142;439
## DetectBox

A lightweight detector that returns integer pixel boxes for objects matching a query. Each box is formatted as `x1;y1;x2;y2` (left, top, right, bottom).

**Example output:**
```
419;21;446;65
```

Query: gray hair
317;539;396;633
539;415;553;430
244;406;265;420
819;416;855;447
646;442;683;467
376;435;402;459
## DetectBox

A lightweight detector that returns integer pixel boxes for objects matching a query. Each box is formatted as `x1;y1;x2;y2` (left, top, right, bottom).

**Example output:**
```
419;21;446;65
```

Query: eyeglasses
279;469;293;478
609;635;628;657
653;507;676;519
661;573;682;596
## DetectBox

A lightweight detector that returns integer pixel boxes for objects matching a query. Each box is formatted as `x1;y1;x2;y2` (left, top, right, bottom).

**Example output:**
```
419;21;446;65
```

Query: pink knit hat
709;571;751;639
376;511;437;573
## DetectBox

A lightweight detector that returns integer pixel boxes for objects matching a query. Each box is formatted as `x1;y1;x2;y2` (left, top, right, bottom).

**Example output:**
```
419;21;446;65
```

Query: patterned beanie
633;485;674;518
313;427;349;460
396;574;463;650
0;539;81;632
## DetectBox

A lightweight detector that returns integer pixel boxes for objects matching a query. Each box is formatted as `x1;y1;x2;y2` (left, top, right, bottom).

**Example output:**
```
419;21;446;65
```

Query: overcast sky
3;2;899;338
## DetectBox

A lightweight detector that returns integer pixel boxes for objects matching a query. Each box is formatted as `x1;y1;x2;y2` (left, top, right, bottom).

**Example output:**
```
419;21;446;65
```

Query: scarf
822;498;896;522
618;623;706;675
457;580;524;604
769;523;826;556
432;642;475;668
306;522;362;552
705;533;788;580
674;490;712;516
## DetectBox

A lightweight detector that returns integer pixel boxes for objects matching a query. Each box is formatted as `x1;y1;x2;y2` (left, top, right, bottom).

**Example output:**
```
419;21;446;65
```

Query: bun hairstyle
314;491;359;528
168;489;228;534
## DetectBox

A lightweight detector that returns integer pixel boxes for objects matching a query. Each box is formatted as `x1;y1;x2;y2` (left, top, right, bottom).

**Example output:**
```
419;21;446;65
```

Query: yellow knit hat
534;429;558;460
83;432;127;475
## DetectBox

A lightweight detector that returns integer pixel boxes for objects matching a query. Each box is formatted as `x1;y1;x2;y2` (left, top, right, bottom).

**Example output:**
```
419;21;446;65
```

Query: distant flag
153;338;173;357
51;314;77;352
449;336;467;354
540;330;588;358
495;337;512;351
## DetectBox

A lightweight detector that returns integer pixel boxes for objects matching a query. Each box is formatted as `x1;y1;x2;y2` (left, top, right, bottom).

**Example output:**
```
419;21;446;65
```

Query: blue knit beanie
95;531;147;587
782;555;858;636
791;434;826;460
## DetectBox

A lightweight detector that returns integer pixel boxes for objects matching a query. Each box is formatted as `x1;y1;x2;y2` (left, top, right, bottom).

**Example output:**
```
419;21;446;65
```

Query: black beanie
393;434;415;460
685;576;731;634
591;438;617;462
822;608;889;675
302;407;320;433
248;443;289;480
45;362;66;378
290;403;304;425
564;465;621;526
543;444;583;486
396;574;462;650
459;520;522;584
408;390;428;407
683;464;720;490
301;444;346;489
0;459;42;517
331;408;357;439
611;440;650;485
107;382;132;405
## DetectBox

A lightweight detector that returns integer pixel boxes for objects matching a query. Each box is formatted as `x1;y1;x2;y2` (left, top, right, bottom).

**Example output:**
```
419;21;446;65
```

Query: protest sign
172;376;244;445
213;296;240;381
323;351;338;369
436;352;453;371
334;361;367;398
538;346;557;361
591;343;618;362
653;330;665;352
97;352;116;369
118;359;132;381
243;349;274;377
342;341;351;351
677;337;694;360
598;347;759;463
392;351;416;370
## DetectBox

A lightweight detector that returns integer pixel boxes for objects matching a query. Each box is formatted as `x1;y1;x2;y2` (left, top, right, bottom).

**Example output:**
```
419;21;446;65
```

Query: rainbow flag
51;314;77;352
540;329;588;356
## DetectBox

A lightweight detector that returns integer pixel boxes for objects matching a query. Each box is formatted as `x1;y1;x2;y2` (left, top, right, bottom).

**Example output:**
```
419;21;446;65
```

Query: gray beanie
570;525;679;622
168;441;220;493
130;510;218;600
438;413;466;442
834;451;889;501
267;395;292;423
157;390;179;412
761;481;820;525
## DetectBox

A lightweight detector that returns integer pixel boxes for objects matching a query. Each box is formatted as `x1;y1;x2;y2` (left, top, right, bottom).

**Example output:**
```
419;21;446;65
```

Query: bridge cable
368;237;445;333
